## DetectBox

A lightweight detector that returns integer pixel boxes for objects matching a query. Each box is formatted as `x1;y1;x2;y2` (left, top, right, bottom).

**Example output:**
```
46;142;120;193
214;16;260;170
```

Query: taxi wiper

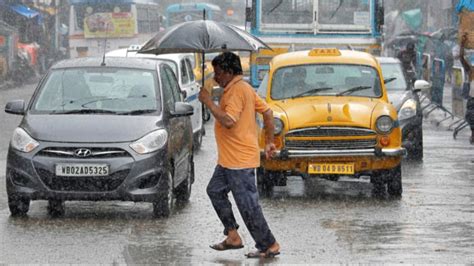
117;109;156;115
51;109;119;114
336;86;372;96
291;87;333;98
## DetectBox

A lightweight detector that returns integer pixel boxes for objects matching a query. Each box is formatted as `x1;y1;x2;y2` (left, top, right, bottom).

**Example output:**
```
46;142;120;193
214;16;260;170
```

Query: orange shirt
215;75;269;168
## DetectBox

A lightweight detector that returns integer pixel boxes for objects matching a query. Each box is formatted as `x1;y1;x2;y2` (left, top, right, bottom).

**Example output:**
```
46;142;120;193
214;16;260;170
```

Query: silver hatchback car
5;57;195;217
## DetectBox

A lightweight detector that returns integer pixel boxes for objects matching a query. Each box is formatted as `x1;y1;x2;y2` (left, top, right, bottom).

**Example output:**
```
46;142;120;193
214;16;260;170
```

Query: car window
257;72;269;98
32;68;159;113
185;58;195;82
160;64;182;111
380;62;408;91
180;59;190;85
271;64;382;100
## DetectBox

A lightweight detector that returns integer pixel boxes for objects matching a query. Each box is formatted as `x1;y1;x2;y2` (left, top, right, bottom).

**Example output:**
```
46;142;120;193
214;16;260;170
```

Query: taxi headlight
274;118;283;135
11;128;39;153
130;129;168;154
376;116;394;134
398;99;417;120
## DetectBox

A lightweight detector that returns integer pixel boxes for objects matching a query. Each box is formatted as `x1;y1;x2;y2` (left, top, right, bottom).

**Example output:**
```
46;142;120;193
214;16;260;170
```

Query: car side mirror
171;102;194;117
413;80;430;93
5;100;25;115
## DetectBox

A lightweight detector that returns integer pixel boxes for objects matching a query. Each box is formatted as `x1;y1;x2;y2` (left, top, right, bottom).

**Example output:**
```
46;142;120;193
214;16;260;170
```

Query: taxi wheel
153;169;174;218
256;167;274;196
47;199;65;217
8;195;30;217
202;105;211;122
193;129;203;151
387;164;403;197
370;173;386;198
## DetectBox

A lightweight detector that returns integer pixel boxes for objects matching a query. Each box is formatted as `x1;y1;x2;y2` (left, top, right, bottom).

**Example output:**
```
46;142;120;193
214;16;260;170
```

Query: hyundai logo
74;148;92;158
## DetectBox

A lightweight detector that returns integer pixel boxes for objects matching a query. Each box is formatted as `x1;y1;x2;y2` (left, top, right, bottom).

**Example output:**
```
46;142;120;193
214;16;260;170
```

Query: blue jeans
207;165;276;251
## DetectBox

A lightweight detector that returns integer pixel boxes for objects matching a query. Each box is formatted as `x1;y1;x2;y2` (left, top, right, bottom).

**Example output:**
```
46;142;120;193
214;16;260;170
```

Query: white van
106;47;205;150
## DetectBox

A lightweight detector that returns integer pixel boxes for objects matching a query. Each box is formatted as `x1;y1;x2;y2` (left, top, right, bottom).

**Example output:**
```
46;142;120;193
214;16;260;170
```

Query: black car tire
8;195;30;216
408;127;423;161
175;155;194;202
387;164;403;197
370;171;386;197
153;169;174;218
47;199;65;217
193;129;203;151
257;167;274;196
202;105;211;122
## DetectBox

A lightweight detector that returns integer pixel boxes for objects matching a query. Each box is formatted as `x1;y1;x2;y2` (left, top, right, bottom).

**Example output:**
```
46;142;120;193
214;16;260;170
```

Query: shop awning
9;4;40;19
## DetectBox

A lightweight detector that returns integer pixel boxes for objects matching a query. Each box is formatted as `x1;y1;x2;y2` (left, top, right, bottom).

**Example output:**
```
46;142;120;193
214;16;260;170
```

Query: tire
370;171;386;197
193;129;203;151
408;127;423;161
175;155;194;202
47;199;65;217
202;105;211;122
153;169;174;218
257;167;274;196
8;195;30;217
387;164;403;197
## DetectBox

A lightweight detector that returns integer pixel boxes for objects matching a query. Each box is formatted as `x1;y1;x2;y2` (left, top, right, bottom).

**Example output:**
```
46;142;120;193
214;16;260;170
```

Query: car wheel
193;129;203;151
175;155;194;202
47;199;65;217
153;169;174;218
370;171;386;197
202;105;211;122
257;167;274;196
409;127;423;161
387;164;403;197
8;195;30;216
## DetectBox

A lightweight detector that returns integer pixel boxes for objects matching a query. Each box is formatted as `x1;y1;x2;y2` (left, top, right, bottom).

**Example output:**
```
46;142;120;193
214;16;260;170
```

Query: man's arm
460;34;472;73
198;88;235;129
262;108;277;159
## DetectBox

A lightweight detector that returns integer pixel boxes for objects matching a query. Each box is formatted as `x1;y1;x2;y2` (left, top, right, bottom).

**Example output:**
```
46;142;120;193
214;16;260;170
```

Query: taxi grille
37;168;129;192
285;127;377;150
286;127;376;137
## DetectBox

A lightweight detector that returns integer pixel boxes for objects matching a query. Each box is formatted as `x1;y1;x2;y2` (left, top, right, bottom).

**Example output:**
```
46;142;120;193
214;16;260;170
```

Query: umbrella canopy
138;20;271;54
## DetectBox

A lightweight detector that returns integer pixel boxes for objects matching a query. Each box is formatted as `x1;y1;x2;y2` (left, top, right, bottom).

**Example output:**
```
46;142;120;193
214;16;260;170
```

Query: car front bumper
6;143;168;203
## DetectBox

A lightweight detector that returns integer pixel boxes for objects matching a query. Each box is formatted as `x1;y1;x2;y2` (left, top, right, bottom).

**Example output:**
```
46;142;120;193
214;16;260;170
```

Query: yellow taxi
256;48;406;197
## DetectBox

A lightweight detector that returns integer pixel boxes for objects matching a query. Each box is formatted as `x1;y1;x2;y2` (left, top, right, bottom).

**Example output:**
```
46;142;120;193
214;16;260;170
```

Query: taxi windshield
32;67;160;114
270;64;382;100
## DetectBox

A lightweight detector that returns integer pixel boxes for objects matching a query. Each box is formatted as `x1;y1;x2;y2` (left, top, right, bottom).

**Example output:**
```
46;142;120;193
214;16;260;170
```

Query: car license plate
308;163;354;174
55;164;109;177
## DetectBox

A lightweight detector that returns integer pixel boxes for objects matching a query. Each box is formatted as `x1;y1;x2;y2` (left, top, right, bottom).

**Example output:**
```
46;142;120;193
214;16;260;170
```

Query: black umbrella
137;19;271;90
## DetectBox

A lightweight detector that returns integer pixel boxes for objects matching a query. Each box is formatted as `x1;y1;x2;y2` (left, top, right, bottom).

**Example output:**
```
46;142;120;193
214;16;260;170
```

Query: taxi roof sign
309;48;341;56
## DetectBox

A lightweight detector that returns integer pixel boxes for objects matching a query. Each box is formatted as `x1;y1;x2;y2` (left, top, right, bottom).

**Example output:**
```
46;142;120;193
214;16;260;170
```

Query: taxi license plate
308;163;354;174
55;164;109;177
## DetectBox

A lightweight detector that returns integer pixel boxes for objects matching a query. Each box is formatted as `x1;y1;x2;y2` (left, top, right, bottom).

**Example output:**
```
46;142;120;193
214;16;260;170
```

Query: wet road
0;83;472;264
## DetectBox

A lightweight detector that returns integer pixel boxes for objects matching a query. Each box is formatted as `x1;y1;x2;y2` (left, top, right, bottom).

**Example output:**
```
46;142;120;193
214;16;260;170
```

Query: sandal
210;240;244;251
245;249;280;258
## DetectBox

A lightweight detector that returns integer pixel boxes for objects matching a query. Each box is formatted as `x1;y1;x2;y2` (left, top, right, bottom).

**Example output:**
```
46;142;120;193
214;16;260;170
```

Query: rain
0;0;473;264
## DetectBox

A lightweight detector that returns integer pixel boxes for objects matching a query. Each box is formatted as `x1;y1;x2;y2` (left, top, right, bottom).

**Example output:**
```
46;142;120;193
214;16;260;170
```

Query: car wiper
336;86;372;96
384;77;397;84
291;87;333;98
50;109;119;114
117;109;156;115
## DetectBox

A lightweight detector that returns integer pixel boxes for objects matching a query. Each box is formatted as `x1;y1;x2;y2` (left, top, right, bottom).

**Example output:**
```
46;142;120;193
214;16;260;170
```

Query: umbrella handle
202;52;205;90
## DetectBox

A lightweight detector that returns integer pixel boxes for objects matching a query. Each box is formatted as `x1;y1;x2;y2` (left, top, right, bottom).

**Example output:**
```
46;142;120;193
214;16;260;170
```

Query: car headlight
376;116;394;134
11;128;39;153
398;99;417;120
274;118;283;135
130;129;168;154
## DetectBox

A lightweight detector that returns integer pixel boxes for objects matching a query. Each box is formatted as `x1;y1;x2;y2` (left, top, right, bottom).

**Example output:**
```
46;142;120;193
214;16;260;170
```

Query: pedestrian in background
198;52;281;258
460;34;474;144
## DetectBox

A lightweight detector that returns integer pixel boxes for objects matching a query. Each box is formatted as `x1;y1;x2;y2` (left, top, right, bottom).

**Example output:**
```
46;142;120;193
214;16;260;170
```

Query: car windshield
31;67;160;114
270;64;382;100
380;62;408;91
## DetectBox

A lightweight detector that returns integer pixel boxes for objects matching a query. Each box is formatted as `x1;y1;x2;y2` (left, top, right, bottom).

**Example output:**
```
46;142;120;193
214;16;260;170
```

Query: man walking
198;52;280;258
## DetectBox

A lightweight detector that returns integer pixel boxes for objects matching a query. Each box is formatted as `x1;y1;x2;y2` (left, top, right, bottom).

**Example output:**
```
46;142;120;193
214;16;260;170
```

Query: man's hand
461;34;468;48
264;142;277;160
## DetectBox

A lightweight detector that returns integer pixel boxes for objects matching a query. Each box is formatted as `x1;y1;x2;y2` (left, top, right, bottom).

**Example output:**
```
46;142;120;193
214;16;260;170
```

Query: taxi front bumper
263;147;407;159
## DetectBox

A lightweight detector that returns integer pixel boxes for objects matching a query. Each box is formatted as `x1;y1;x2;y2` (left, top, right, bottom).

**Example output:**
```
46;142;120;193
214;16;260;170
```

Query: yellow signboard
84;12;135;38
